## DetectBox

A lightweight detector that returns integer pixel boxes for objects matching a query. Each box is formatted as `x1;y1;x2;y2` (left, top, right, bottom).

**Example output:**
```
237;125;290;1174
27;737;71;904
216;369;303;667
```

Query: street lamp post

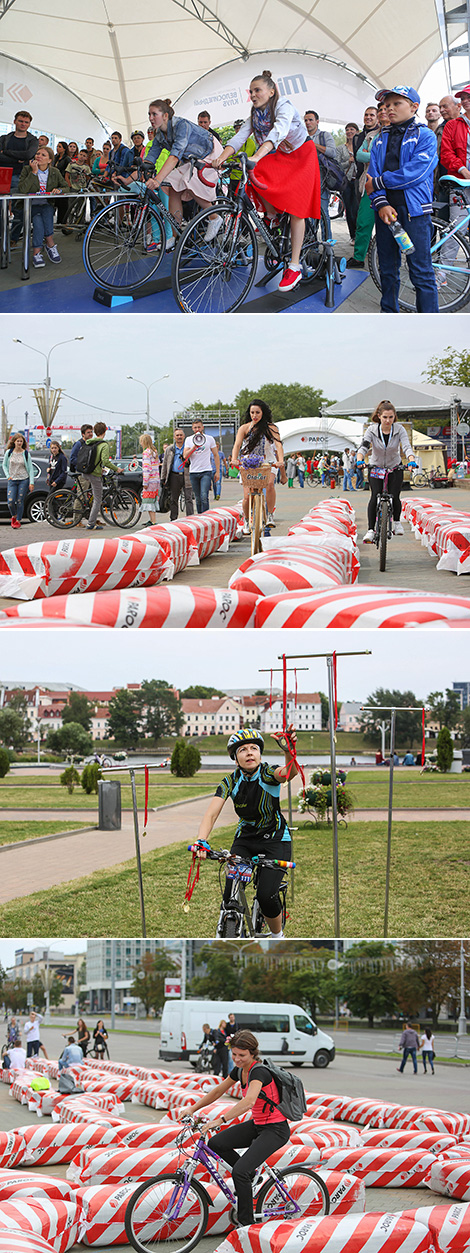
127;374;170;435
13;337;84;429
458;939;468;1037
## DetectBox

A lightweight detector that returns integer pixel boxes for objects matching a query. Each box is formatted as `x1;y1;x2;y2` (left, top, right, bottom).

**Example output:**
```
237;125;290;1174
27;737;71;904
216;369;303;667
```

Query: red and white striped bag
52;1093;124;1117
76;1182;136;1246
25;1060;58;1078
332;1096;395;1126
229;549;357;597
206;507;244;542
67;1143;219;1186
304;1094;348;1119
0;1199;83;1253
16;1121;124;1165
117;1122;184;1149
428;1158;470;1199
253;585;470;628
265;1142;321;1169
0;1232;58;1253
0;1130;26;1168
0;585;259;629
174;516;229;559
130;1081;175;1108
0;1172;78;1205
291;1124;361;1150
214;1212;433;1253
383;1108;470;1135
0;535;173;599
400;1203;470;1252
360;1130;458;1154
317;1147;435;1187
133;522;198;573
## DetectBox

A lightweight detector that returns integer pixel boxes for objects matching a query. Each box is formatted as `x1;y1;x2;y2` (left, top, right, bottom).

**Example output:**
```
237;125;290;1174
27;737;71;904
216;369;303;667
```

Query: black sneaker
346;257;366;269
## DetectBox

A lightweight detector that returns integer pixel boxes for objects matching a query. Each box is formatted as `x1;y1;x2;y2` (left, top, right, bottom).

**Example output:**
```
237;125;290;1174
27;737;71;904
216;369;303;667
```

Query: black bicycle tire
172;204;259;313
125;1174;209;1253
411;472;427;488
44;489;87;528
106;487;138;528
255;1166;330;1220
83;198;165;294
251;492;263;556
379;502;388;572
368;217;470;312
300;211;329;284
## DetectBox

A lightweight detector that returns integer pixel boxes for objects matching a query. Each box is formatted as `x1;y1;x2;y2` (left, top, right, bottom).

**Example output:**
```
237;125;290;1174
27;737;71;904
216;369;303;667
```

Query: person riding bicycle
356;400;416;542
195;726;298;938
183;1029;290;1227
213;70;321;293
143;99;224;244
231;398;287;532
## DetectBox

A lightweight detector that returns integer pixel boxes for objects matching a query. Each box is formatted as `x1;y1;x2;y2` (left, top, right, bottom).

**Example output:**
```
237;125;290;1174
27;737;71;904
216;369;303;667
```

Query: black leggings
367;466;403;529
212;1044;229;1078
223;835;291;920
209;1120;290;1224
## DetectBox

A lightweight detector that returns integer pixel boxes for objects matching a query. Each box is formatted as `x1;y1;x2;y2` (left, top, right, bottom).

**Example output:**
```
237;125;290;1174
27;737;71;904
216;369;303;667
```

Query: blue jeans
7;478;29;521
32;202;55;248
375;209;439;313
355;467;364;489
298;471;305;488
190;470;212;513
321;189;331;237
399;1047;417;1073
342;471;354;491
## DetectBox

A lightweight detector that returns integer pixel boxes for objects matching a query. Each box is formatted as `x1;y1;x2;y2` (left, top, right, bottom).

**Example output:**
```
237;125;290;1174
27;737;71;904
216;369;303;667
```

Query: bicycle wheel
368;216;470;312
83;198;166;293
411;472;427;489
255;1167;330;1221
251;492;263;556
172;204;258;313
379;502;388;572
45;489;87;528
104;487;138;528
328;193;344;219
125;1174;209;1253
299;212;328;284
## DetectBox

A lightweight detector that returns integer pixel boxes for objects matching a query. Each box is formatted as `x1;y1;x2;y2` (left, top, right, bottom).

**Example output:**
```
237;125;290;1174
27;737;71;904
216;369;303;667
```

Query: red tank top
232;1062;287;1126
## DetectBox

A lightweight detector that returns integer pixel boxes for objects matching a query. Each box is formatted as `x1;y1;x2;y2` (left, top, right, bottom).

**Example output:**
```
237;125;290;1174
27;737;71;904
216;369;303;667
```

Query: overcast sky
0;938;86;971
1;315;468;431
0;629;467;705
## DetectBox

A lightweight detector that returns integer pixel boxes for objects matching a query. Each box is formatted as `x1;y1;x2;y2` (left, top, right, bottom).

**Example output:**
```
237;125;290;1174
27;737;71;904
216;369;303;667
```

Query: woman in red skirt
214;69;321;292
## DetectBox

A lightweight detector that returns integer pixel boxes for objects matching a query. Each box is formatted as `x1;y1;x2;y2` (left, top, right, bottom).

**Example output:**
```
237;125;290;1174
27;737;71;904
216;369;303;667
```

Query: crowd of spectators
1;82;469;305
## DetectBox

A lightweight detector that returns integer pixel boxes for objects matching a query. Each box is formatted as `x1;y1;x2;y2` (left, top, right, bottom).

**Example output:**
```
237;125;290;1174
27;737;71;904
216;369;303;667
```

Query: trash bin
98;780;121;830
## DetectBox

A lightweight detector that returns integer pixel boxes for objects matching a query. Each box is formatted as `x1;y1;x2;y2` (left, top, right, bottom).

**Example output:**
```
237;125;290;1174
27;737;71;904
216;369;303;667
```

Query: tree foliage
423;347;470;388
234;382;333;428
171;739;201;777
60;766;80;794
0;708;28;751
427;690;461;731
337;942;398;1027
399;940;467;1028
46;722;93;756
130;950;178;1016
181;686;225;699
436;726;453;772
106;689;142;747
62;692;93;732
189;944;336;1019
81;763;102;794
0;747;10;778
139;680;183;742
359;689;422;748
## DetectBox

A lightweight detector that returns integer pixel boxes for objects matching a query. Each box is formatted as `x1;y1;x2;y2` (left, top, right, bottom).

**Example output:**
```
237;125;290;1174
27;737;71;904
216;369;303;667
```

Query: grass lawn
1;820;467;937
0;821;86;846
0;784;214;810
4;772;223;788
307;770;470;810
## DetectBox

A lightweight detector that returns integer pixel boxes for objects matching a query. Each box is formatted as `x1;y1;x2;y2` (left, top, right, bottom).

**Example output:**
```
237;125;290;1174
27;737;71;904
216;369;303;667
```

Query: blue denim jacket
146;117;214;166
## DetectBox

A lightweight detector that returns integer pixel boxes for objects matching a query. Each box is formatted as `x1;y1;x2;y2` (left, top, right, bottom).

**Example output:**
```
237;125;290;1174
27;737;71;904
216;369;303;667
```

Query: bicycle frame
373;470;393;544
165;1128;306;1221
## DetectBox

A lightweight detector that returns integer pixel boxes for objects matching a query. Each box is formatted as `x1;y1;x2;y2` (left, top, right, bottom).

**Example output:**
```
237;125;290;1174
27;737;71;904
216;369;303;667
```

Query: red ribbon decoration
184;851;200;904
142;764;149;836
282;654;287;732
422;707;426;766
294;669;298;708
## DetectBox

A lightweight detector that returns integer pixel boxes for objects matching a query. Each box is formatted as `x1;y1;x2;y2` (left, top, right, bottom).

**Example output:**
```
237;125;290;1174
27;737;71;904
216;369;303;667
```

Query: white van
159;999;335;1068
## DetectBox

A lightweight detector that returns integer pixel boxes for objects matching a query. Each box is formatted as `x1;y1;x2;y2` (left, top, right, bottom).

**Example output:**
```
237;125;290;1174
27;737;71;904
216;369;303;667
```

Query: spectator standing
65;149;91;193
161;428;194;520
354;453;364;489
92;140;112;176
84;137;98;167
70;424;94;471
212;1020;230;1078
81;422;123;531
107;131;132;180
420;1027;435;1074
58;1037;83;1071
0;110;38;247
286;455;295;488
347;106;381;268
336;122;360;238
184;418;220;514
47;440;68;490
197;111;220;143
2;432;35;529
93;1020;109;1060
18;146;66;267
296;453;305;487
425;103;442;132
440;85;470;241
366;87;439;312
54;141;71;226
304;109;337;234
397;1022;420;1074
139;432;160;526
24;1011;43;1058
76;1018;90;1056
342;447;355;491
7;1018;21;1048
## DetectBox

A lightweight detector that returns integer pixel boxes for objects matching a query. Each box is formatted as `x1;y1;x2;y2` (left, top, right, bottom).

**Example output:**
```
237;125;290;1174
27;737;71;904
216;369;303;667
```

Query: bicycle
238;459;272;556
45;470;138;529
194;1042;215;1074
187;840;294;938
171;153;331;313
410;467;435;488
82;157;218;294
124;1114;330;1253
367;174;470;312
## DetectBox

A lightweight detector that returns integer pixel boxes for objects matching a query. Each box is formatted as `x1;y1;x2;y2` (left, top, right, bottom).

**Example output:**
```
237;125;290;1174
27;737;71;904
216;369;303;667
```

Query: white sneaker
242;522;250;536
267;512;276;526
165;236;175;252
393;521;404;535
204;214;223;242
363;529;375;543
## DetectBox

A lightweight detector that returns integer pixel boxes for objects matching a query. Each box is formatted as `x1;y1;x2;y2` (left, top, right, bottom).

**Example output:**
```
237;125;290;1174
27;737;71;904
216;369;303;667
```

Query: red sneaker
12;518;21;529
278;266;302;293
10;517;17;527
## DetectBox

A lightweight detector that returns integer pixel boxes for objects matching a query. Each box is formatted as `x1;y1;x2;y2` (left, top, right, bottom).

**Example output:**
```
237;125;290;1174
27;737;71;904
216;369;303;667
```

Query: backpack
58;1072;85;1095
259;1059;307;1122
75;441;99;474
315;134;348;195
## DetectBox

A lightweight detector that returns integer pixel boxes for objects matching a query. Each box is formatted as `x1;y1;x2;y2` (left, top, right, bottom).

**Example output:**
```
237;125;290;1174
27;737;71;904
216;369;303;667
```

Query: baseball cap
454;84;470;98
375;86;420;104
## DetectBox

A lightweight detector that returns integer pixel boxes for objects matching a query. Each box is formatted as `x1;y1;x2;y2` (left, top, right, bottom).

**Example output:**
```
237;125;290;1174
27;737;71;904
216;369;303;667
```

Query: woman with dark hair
76;1019;90;1057
185;1030;290;1226
93;1020;109;1060
231;398;287;530
143;99;224;245
420;1027;435;1074
356;400;415;542
214;70;321;292
46;440;68;491
54;141;71;226
2;433;35;529
67;142;79;160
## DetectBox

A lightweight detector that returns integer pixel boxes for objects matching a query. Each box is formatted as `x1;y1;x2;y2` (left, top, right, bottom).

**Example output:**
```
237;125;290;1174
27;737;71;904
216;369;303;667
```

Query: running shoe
278;266;301;292
32;253;45;267
393;521;404;535
45;244;61;263
363;529;375;543
204;214;223;242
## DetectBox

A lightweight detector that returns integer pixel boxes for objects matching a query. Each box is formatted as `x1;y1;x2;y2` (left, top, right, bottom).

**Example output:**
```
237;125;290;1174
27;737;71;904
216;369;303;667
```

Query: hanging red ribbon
422;708;426;766
184;851;200;904
332;651;338;729
294;669;298;708
282;654;287;732
142;764;149;836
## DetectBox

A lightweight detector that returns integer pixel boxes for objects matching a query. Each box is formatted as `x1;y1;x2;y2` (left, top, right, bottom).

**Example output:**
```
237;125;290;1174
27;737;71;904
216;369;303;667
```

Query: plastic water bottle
388;220;415;254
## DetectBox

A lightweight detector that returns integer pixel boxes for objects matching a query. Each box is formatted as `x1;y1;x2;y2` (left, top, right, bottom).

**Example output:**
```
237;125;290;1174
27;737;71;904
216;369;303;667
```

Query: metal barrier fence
1;189;118;280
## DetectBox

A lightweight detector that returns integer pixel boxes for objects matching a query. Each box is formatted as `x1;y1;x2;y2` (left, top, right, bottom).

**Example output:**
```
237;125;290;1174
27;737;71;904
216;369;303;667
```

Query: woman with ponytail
143;99;224;247
214;70;321;292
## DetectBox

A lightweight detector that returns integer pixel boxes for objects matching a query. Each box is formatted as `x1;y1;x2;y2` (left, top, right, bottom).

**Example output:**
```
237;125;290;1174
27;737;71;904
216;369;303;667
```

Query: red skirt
249;140;321;219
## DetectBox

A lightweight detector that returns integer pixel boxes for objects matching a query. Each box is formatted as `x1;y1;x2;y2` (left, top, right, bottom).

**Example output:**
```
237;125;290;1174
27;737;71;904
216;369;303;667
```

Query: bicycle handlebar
188;841;295;869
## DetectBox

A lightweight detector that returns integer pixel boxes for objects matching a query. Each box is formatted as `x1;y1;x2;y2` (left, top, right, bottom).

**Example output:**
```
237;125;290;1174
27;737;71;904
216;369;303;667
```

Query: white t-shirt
184;433;216;473
24;1015;42;1042
7;1046;26;1068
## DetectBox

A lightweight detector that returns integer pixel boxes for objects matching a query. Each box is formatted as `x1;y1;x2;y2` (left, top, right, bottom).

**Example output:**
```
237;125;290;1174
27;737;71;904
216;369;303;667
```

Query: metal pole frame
101;761;169;936
258;663;310;909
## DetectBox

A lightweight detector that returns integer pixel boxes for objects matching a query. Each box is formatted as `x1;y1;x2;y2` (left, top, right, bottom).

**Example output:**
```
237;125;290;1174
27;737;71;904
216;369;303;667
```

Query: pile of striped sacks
402;498;470;575
0;1057;469;1251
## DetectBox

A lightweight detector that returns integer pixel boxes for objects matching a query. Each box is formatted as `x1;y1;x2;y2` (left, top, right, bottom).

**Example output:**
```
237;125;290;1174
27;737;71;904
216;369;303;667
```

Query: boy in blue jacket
365;86;438;312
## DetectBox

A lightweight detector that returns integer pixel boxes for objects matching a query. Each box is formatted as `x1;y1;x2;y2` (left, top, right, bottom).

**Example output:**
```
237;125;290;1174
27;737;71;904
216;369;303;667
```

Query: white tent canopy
0;0;456;136
326;379;470;418
279;416;364;453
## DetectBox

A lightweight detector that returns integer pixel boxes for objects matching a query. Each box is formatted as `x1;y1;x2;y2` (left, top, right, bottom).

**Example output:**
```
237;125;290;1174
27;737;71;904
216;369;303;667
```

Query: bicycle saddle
439;174;470;187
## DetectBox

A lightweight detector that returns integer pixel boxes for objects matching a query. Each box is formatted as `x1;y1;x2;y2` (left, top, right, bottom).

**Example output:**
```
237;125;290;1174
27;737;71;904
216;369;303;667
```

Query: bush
81;763;103;794
0;747;10;778
436;726;454;773
171;739;201;777
60;766;80;794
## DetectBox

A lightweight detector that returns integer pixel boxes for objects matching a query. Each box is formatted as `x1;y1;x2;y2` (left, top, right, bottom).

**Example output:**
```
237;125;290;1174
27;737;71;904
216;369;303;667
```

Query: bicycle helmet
227;727;264;760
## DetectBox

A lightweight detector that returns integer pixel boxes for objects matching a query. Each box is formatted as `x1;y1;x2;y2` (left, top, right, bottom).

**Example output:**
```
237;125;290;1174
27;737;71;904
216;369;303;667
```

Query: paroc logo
7;82;33;104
